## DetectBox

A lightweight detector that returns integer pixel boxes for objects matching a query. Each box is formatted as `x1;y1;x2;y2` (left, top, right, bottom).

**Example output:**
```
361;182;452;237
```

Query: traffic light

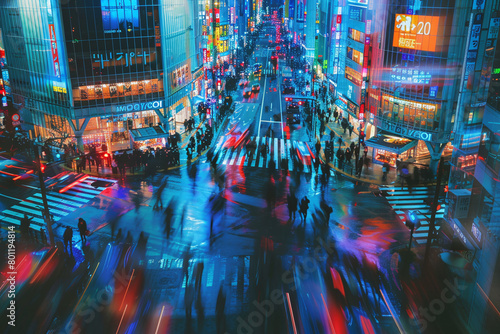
40;164;46;174
359;130;365;144
298;101;303;105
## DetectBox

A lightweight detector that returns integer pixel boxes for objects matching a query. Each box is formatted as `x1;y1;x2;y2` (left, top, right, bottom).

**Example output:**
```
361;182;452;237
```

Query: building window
348;28;365;43
347;47;363;66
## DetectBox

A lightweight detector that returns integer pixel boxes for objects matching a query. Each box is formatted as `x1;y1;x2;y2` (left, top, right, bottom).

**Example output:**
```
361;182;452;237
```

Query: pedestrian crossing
145;255;251;291
0;176;117;231
380;185;445;243
212;135;329;175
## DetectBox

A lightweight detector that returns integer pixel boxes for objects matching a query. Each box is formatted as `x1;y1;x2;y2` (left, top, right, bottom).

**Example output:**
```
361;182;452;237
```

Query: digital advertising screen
393;14;440;52
101;0;140;34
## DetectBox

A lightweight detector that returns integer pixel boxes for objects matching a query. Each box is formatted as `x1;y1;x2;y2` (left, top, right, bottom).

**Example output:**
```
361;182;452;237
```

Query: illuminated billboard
345;66;363;86
101;0;140;33
393;14;440;52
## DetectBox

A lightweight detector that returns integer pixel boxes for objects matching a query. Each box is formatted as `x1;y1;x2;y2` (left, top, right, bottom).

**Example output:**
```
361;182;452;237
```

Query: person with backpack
78;217;88;244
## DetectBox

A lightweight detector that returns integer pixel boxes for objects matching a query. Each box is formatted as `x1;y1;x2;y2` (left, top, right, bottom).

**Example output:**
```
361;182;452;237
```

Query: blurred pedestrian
63;226;73;254
115;228;123;242
194;261;204;293
216;282;226;334
154;179;167;210
185;283;195;319
125;231;133;245
78;217;88;244
287;192;298;221
299;196;310;222
20;214;33;243
183;249;191;282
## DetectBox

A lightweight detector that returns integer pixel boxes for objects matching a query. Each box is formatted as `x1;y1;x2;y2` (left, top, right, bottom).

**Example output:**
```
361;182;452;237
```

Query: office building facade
0;0;204;152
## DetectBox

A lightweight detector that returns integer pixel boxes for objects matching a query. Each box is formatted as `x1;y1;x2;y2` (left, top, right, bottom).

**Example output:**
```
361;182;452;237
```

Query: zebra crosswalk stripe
380;185;445;243
0;177;116;231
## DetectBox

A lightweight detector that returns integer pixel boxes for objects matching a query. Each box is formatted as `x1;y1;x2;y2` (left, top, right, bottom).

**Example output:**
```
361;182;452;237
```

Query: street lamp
405;210;421;250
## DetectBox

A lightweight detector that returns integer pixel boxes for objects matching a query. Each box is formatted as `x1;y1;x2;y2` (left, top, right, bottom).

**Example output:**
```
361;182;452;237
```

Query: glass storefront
83;110;161;152
168;96;192;134
381;94;439;131
74;79;163;102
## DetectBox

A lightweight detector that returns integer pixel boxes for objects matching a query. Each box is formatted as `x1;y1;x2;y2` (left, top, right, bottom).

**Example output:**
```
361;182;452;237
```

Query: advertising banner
345;66;363;86
48;24;61;78
393;14;440;52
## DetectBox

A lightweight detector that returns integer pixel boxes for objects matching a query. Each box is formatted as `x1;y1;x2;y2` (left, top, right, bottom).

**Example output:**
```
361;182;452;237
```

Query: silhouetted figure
299;196;310;222
78;218;87;244
125;231;133;245
216;282;226;334
287;192;298;221
63;226;73;254
185;283;195;319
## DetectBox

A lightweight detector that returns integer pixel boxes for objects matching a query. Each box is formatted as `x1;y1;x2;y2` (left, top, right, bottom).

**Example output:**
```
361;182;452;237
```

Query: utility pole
33;144;55;246
423;156;445;272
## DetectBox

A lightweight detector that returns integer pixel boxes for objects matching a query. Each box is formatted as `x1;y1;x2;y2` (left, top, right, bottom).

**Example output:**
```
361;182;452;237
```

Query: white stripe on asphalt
274;138;279;168
63;190;96;199
18;201;69;217
26;197;76;212
11;205;62;221
2;210;46;225
34;193;85;207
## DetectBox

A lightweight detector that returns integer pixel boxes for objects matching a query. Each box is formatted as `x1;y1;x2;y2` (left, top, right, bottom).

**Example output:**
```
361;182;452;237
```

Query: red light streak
59;175;89;193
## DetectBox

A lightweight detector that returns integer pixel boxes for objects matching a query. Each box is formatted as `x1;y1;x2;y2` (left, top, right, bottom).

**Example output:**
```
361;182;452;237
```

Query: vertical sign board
464;13;483;85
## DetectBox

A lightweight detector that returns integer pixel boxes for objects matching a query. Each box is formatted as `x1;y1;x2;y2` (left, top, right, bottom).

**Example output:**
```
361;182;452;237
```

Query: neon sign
114;100;163;113
92;51;150;68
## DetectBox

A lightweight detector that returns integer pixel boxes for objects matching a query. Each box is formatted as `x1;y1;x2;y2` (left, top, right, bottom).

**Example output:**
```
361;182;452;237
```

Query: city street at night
1;1;500;334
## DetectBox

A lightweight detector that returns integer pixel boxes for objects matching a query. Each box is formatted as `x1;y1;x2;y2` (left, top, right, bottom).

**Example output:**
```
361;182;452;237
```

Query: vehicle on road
286;102;301;125
0;157;35;183
251;84;260;92
283;86;295;95
238;79;249;88
243;89;252;99
253;63;262;76
295;141;314;166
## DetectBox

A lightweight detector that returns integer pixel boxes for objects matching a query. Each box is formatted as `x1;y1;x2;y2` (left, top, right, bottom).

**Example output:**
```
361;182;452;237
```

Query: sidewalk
64;112;230;179
312;96;431;186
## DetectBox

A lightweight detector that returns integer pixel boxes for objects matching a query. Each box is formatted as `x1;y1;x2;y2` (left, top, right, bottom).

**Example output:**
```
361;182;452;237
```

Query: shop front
167;95;192;134
366;133;418;167
83;109;163;152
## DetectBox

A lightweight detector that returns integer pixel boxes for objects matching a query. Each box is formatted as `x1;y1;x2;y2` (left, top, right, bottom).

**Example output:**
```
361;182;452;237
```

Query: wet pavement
0;22;467;334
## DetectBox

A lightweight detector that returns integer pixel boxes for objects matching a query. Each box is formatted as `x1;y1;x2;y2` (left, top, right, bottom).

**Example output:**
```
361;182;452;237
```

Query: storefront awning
129;125;168;142
365;134;418;154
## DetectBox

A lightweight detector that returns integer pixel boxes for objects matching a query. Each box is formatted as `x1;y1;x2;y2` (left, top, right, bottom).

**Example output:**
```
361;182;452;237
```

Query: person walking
20;214;33;243
287;192;298;221
78;217;88;244
299;196;310;222
216;282;226;334
315;140;322;157
63;226;73;254
194;261;204;293
154;179;167;210
185;283;195;319
348;124;354;137
382;162;390;182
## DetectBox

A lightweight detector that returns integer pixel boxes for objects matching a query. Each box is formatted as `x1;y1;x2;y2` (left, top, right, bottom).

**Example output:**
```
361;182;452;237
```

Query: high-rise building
0;0;203;152
363;0;498;175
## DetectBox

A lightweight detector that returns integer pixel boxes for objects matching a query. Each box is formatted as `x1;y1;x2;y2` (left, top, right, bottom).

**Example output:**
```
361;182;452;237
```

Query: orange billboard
393;14;440;52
